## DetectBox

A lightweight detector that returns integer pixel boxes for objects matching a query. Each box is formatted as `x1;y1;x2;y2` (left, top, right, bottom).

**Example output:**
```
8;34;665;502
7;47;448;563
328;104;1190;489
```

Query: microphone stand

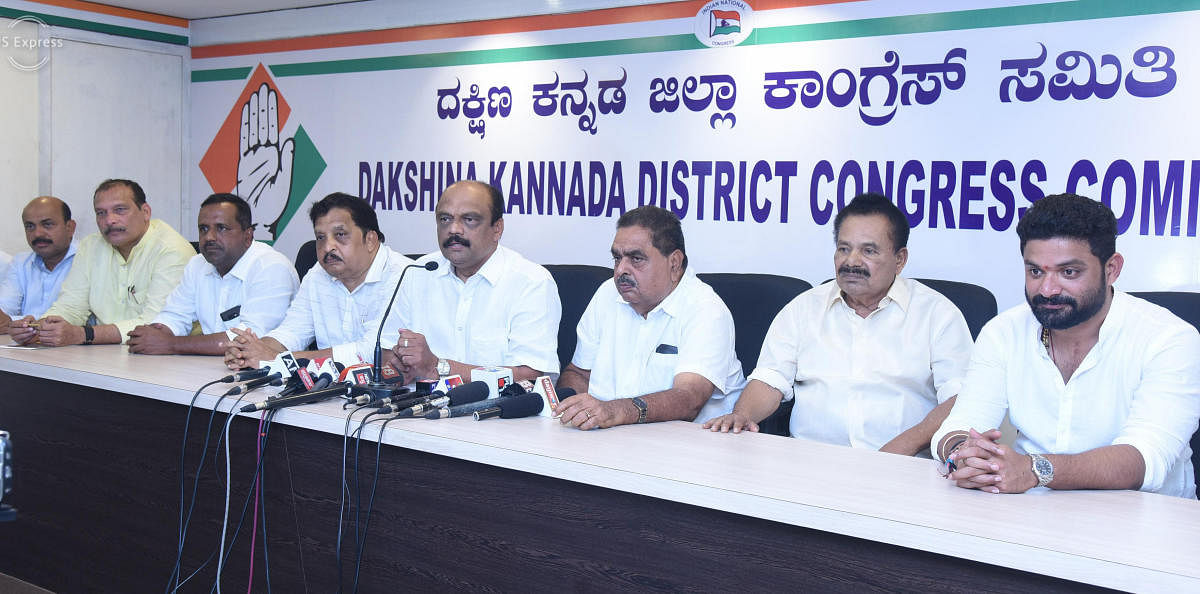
360;260;439;403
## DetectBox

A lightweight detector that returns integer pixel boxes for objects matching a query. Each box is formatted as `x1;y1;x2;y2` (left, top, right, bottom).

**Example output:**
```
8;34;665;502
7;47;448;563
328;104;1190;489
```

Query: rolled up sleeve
747;302;802;402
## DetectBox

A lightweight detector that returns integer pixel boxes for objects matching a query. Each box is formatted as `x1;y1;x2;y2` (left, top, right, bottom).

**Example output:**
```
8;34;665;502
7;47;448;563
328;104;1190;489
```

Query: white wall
0;16;41;256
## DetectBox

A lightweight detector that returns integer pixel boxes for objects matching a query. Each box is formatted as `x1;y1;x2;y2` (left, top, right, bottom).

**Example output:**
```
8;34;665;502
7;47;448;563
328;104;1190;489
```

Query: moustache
443;235;470;249
322;252;343;263
103;226;126;235
1030;294;1077;308
838;265;870;278
32;239;52;246
202;241;220;250
616;274;637;289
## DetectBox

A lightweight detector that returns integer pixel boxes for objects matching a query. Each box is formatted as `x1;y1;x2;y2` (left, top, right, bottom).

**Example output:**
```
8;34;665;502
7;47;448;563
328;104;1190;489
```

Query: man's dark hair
57;200;71;223
833;193;909;252
1016;193;1117;264
200;193;253;230
94;179;147;207
616;205;688;271
309;192;386;243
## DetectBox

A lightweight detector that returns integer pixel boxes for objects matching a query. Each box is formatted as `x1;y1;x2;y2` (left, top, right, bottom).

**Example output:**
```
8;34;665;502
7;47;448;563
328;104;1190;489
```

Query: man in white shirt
126;194;298;355
0;196;77;333
934;193;1200;498
372;180;560;382
703;193;972;455
556;205;744;429
224;192;412;368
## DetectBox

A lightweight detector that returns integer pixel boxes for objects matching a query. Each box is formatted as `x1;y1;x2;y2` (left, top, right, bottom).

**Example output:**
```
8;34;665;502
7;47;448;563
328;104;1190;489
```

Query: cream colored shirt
749;278;972;450
44;219;195;337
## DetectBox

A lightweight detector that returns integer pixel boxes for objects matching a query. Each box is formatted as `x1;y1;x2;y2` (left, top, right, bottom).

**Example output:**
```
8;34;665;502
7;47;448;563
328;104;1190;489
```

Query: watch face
1035;457;1053;476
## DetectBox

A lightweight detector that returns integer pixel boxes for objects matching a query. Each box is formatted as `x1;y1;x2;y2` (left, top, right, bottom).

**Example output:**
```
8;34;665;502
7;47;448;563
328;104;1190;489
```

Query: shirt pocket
471;334;507;367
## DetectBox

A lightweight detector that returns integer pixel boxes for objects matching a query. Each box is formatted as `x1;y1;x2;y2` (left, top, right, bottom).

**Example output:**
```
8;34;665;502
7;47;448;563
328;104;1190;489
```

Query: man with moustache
0;196;78;334
365;180;560;382
935;193;1200;498
555;205;745;429
224;192;412;369
10;179;194;347
126;194;298;355
703;193;973;456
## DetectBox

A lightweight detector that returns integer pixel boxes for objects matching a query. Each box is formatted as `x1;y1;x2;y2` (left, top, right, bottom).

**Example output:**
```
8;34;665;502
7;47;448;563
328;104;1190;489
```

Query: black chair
1128;290;1200;498
295;239;317;280
913;278;998;340
697;273;813;437
189;241;199;253
545;264;613;372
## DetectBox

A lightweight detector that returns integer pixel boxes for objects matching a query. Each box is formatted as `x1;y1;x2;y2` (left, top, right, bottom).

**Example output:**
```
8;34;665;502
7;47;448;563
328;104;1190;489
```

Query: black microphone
271;357;315;397
239;382;353;413
386;381;489;417
223;374;284;396
474;392;544;420
362;260;440;402
422;382;507;419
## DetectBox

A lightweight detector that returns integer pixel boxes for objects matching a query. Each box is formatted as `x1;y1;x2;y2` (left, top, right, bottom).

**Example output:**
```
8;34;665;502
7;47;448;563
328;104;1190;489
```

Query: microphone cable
351;414;399;594
245;410;275;594
335;407;385;593
167;380;229;593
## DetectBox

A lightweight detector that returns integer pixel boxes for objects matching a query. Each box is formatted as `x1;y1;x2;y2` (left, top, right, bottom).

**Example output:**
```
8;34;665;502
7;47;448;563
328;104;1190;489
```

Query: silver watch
1030;453;1054;488
436;358;451;377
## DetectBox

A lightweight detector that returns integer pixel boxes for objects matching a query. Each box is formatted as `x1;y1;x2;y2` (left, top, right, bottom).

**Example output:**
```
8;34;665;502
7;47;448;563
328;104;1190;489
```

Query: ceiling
97;0;355;20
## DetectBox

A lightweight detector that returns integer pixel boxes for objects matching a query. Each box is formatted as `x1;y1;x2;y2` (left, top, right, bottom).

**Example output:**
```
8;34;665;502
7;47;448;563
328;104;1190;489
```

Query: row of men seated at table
0;180;1196;500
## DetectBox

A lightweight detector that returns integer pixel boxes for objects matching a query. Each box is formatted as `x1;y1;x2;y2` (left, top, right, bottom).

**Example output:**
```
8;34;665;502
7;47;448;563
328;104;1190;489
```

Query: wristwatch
631;396;648;424
83;325;95;345
436;358;451;377
1030;453;1054;488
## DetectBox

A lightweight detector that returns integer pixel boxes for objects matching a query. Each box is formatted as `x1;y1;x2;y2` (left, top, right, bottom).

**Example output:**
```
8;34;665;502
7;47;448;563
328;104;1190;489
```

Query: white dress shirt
269;245;412;363
363;245;561;374
0;251;11;285
0;242;78;319
153;241;299;336
933;291;1200;498
572;271;745;423
749;278;972;451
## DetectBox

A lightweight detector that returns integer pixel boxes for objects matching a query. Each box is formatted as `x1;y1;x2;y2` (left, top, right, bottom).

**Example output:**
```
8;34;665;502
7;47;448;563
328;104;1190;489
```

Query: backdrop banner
190;0;1200;309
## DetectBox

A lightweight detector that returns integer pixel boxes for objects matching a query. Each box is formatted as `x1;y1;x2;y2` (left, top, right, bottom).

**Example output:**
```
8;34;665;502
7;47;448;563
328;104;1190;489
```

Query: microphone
272;357;315;397
363;260;440;402
222;375;284;396
239;382;354;413
422;381;510;419
216;351;296;383
473;392;544;420
385;381;489;417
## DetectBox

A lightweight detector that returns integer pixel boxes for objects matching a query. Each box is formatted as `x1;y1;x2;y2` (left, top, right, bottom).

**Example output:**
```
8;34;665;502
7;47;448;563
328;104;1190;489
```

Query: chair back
295;239;317;280
545;265;614;372
913;278;998;340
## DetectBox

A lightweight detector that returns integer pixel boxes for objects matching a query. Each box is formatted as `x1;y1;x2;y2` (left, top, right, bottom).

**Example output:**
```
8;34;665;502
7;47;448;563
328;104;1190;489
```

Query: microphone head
424;261;439;270
497;393;544;418
446;381;490;405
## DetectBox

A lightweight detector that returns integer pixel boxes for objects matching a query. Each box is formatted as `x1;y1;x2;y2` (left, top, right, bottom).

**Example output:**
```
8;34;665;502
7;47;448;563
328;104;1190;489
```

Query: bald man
0;196;78;334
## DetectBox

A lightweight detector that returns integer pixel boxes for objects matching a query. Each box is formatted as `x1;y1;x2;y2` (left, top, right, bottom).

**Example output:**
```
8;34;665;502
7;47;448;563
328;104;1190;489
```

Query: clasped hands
9;315;84;346
945;428;1038;494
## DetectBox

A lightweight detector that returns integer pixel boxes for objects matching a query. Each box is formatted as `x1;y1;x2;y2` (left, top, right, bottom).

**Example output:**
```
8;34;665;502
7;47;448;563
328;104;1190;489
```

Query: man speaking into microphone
556;206;744;429
224;193;413;368
362;181;561;384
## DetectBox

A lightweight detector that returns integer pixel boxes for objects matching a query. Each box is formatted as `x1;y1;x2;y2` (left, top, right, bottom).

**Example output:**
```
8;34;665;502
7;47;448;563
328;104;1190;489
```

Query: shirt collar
123;219;159;262
617;269;695;318
35;240;78;272
206;241;261;281
826;276;910;313
434;245;507;286
362;245;392;285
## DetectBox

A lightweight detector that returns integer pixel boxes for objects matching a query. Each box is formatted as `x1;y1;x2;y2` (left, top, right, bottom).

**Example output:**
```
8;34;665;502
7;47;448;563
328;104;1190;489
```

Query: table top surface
1;343;1197;591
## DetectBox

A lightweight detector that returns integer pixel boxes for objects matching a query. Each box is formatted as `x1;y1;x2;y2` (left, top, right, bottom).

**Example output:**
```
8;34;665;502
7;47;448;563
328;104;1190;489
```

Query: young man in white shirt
223;192;412;368
934;193;1200;498
556;205;745;429
372;180;561;383
126;194;299;355
703;193;973;456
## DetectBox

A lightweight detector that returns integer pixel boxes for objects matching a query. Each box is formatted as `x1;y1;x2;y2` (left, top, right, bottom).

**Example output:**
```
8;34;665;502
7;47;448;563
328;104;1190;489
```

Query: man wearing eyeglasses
10;179;195;347
125;194;298;355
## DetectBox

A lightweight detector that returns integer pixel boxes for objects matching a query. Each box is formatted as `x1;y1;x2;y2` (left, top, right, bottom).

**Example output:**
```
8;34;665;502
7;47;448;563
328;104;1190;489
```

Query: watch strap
631;396;648;424
83;324;94;345
1030;453;1054;487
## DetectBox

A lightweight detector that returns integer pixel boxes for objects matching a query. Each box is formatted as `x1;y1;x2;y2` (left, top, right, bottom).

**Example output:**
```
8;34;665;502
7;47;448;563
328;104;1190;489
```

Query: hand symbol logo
237;83;295;240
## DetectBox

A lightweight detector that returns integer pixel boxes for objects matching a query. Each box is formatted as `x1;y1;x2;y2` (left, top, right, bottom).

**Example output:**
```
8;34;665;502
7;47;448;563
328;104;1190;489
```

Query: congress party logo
695;0;753;48
199;64;326;242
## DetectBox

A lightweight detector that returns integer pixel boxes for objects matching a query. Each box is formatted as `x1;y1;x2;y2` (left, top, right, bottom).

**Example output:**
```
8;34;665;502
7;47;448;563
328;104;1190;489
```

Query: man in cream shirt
10;179;194;347
704;193;972;456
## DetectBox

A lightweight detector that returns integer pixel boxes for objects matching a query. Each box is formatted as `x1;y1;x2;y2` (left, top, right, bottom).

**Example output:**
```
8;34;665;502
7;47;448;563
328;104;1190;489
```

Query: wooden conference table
0;345;1197;592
